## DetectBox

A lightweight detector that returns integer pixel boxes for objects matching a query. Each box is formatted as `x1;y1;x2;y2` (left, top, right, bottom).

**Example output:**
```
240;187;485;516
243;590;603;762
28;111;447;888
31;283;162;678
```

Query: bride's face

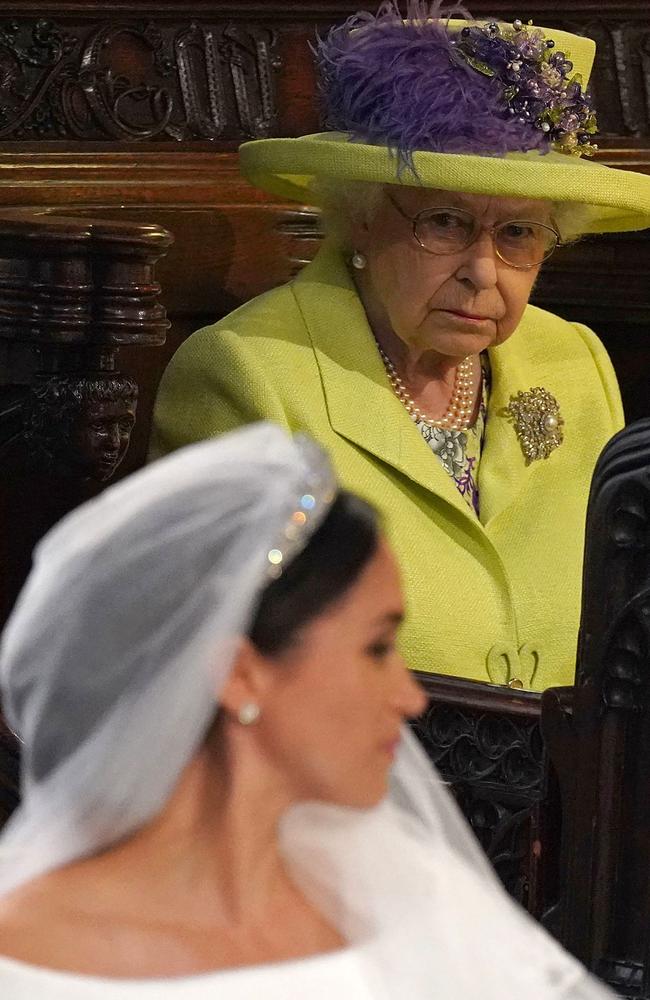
253;540;427;808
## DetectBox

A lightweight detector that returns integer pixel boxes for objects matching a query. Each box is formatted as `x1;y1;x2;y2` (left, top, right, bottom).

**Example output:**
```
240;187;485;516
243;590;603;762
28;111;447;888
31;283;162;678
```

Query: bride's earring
351;251;367;270
237;702;261;726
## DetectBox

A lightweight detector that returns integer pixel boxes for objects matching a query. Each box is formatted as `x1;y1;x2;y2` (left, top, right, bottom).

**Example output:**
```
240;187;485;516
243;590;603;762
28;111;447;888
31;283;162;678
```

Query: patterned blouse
416;355;490;517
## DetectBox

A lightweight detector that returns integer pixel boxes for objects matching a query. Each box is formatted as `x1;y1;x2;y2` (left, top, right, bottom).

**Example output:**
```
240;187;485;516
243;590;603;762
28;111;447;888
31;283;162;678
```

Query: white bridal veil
0;423;611;998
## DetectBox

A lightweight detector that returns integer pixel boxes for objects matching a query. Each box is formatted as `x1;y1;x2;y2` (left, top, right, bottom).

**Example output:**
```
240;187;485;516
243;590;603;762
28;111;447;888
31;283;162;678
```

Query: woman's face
251;539;426;809
353;186;554;359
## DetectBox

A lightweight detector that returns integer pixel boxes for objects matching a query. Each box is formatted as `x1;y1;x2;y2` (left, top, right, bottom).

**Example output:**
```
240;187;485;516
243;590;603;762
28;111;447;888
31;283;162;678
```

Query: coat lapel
479;338;531;527
291;245;481;525
480;309;561;528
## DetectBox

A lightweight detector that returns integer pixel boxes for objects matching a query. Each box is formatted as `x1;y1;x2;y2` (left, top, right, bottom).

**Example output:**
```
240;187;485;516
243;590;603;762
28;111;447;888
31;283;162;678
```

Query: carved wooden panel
543;418;650;996
412;672;556;919
0;17;280;143
0;211;172;620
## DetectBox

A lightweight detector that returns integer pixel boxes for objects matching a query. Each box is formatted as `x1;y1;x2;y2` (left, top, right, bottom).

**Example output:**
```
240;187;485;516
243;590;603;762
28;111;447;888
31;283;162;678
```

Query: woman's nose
394;662;428;720
456;230;499;289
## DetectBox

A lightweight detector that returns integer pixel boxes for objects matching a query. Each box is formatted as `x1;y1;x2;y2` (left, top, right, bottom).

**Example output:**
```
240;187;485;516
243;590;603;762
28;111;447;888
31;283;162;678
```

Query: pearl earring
351;251;367;270
237;702;260;726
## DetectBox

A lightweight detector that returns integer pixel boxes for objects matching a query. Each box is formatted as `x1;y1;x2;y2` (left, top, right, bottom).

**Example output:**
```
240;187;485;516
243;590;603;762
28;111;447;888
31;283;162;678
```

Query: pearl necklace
377;346;477;431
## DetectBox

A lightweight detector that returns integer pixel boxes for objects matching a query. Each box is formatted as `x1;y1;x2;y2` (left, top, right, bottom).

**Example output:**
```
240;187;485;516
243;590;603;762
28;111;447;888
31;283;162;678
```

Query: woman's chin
417;316;504;357
324;779;389;811
426;332;497;357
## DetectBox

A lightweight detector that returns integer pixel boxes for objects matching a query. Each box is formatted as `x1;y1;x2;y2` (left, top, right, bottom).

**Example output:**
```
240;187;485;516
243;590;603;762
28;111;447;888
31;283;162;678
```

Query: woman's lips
441;309;493;325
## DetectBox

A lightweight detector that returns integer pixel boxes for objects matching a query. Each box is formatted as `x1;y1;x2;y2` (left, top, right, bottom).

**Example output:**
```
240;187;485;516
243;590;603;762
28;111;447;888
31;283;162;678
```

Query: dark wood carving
412;672;555;919
23;373;139;481
542;419;650;997
0;211;172;620
0;17;280;142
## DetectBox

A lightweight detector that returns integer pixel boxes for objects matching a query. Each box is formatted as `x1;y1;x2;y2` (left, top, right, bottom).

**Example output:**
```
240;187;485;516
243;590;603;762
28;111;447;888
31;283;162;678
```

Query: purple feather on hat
314;0;553;169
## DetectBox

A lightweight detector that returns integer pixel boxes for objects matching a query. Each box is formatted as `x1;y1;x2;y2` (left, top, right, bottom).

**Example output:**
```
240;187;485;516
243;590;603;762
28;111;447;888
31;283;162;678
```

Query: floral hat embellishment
315;2;598;172
503;387;564;465
453;18;598;157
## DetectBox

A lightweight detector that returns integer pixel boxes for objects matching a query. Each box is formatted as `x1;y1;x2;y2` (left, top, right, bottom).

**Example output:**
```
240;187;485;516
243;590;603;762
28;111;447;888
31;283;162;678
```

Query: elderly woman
152;3;650;691
0;424;611;997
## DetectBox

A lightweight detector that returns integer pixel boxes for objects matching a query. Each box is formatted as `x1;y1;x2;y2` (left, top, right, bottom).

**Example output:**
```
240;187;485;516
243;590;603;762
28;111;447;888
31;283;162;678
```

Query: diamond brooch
503;386;564;465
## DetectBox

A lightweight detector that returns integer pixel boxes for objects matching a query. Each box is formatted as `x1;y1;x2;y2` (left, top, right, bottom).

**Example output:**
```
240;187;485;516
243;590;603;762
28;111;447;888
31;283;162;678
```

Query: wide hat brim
240;131;650;236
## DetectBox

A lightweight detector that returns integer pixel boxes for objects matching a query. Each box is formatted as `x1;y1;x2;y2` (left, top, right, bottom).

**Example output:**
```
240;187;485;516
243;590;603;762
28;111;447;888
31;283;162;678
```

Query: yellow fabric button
486;642;545;689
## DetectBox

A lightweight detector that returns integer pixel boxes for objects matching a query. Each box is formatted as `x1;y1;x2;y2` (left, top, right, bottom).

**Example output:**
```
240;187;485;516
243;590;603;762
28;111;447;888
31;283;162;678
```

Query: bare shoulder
0;874;92;969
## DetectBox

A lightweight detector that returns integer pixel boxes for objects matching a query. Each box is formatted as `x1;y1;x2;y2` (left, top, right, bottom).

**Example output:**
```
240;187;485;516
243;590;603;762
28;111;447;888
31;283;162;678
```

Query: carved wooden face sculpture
25;376;139;482
71;398;137;481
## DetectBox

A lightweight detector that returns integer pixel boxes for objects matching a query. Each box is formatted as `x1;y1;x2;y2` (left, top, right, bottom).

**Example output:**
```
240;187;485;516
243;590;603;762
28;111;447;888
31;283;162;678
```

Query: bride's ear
218;637;274;720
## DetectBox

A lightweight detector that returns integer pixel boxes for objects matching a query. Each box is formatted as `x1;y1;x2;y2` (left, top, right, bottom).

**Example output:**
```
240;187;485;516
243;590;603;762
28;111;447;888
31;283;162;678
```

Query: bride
0;423;610;997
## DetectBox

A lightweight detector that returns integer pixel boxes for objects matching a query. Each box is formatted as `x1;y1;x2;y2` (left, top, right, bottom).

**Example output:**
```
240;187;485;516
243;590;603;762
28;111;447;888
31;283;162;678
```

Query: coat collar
291;242;536;529
478;335;535;527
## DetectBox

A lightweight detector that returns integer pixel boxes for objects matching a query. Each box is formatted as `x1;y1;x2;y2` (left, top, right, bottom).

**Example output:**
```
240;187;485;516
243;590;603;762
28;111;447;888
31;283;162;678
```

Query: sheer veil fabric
0;423;611;997
0;424;336;891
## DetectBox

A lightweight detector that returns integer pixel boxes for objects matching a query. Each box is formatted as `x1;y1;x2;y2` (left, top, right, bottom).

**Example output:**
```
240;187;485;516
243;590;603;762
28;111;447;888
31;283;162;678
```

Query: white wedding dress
0;945;380;999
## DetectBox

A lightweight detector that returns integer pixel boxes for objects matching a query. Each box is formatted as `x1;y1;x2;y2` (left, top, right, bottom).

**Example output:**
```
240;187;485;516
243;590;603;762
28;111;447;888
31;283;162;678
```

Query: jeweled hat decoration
453;19;597;157
315;0;597;169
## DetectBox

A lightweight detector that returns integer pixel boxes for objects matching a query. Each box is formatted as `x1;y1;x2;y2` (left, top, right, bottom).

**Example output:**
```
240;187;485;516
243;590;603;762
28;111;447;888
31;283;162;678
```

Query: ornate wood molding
0;16;280;142
412;673;552;918
0;212;172;481
543;419;650;995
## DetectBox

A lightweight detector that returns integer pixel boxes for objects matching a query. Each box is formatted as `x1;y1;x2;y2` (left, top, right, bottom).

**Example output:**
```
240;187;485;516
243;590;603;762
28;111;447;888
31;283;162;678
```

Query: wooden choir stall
1;1;650;995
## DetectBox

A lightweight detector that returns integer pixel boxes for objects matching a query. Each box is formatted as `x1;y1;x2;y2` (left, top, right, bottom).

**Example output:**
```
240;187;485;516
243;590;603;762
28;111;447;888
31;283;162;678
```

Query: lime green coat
152;245;623;690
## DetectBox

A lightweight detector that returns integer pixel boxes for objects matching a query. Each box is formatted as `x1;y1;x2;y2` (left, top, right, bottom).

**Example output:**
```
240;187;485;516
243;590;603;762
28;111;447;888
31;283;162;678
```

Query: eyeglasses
386;191;561;270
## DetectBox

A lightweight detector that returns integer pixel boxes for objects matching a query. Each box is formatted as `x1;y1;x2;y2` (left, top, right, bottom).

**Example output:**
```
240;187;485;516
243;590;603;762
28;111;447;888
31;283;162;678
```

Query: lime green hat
240;8;650;236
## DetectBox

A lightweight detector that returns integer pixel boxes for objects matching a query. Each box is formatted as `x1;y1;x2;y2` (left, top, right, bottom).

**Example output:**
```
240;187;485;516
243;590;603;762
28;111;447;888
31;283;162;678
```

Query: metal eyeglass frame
385;189;561;270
